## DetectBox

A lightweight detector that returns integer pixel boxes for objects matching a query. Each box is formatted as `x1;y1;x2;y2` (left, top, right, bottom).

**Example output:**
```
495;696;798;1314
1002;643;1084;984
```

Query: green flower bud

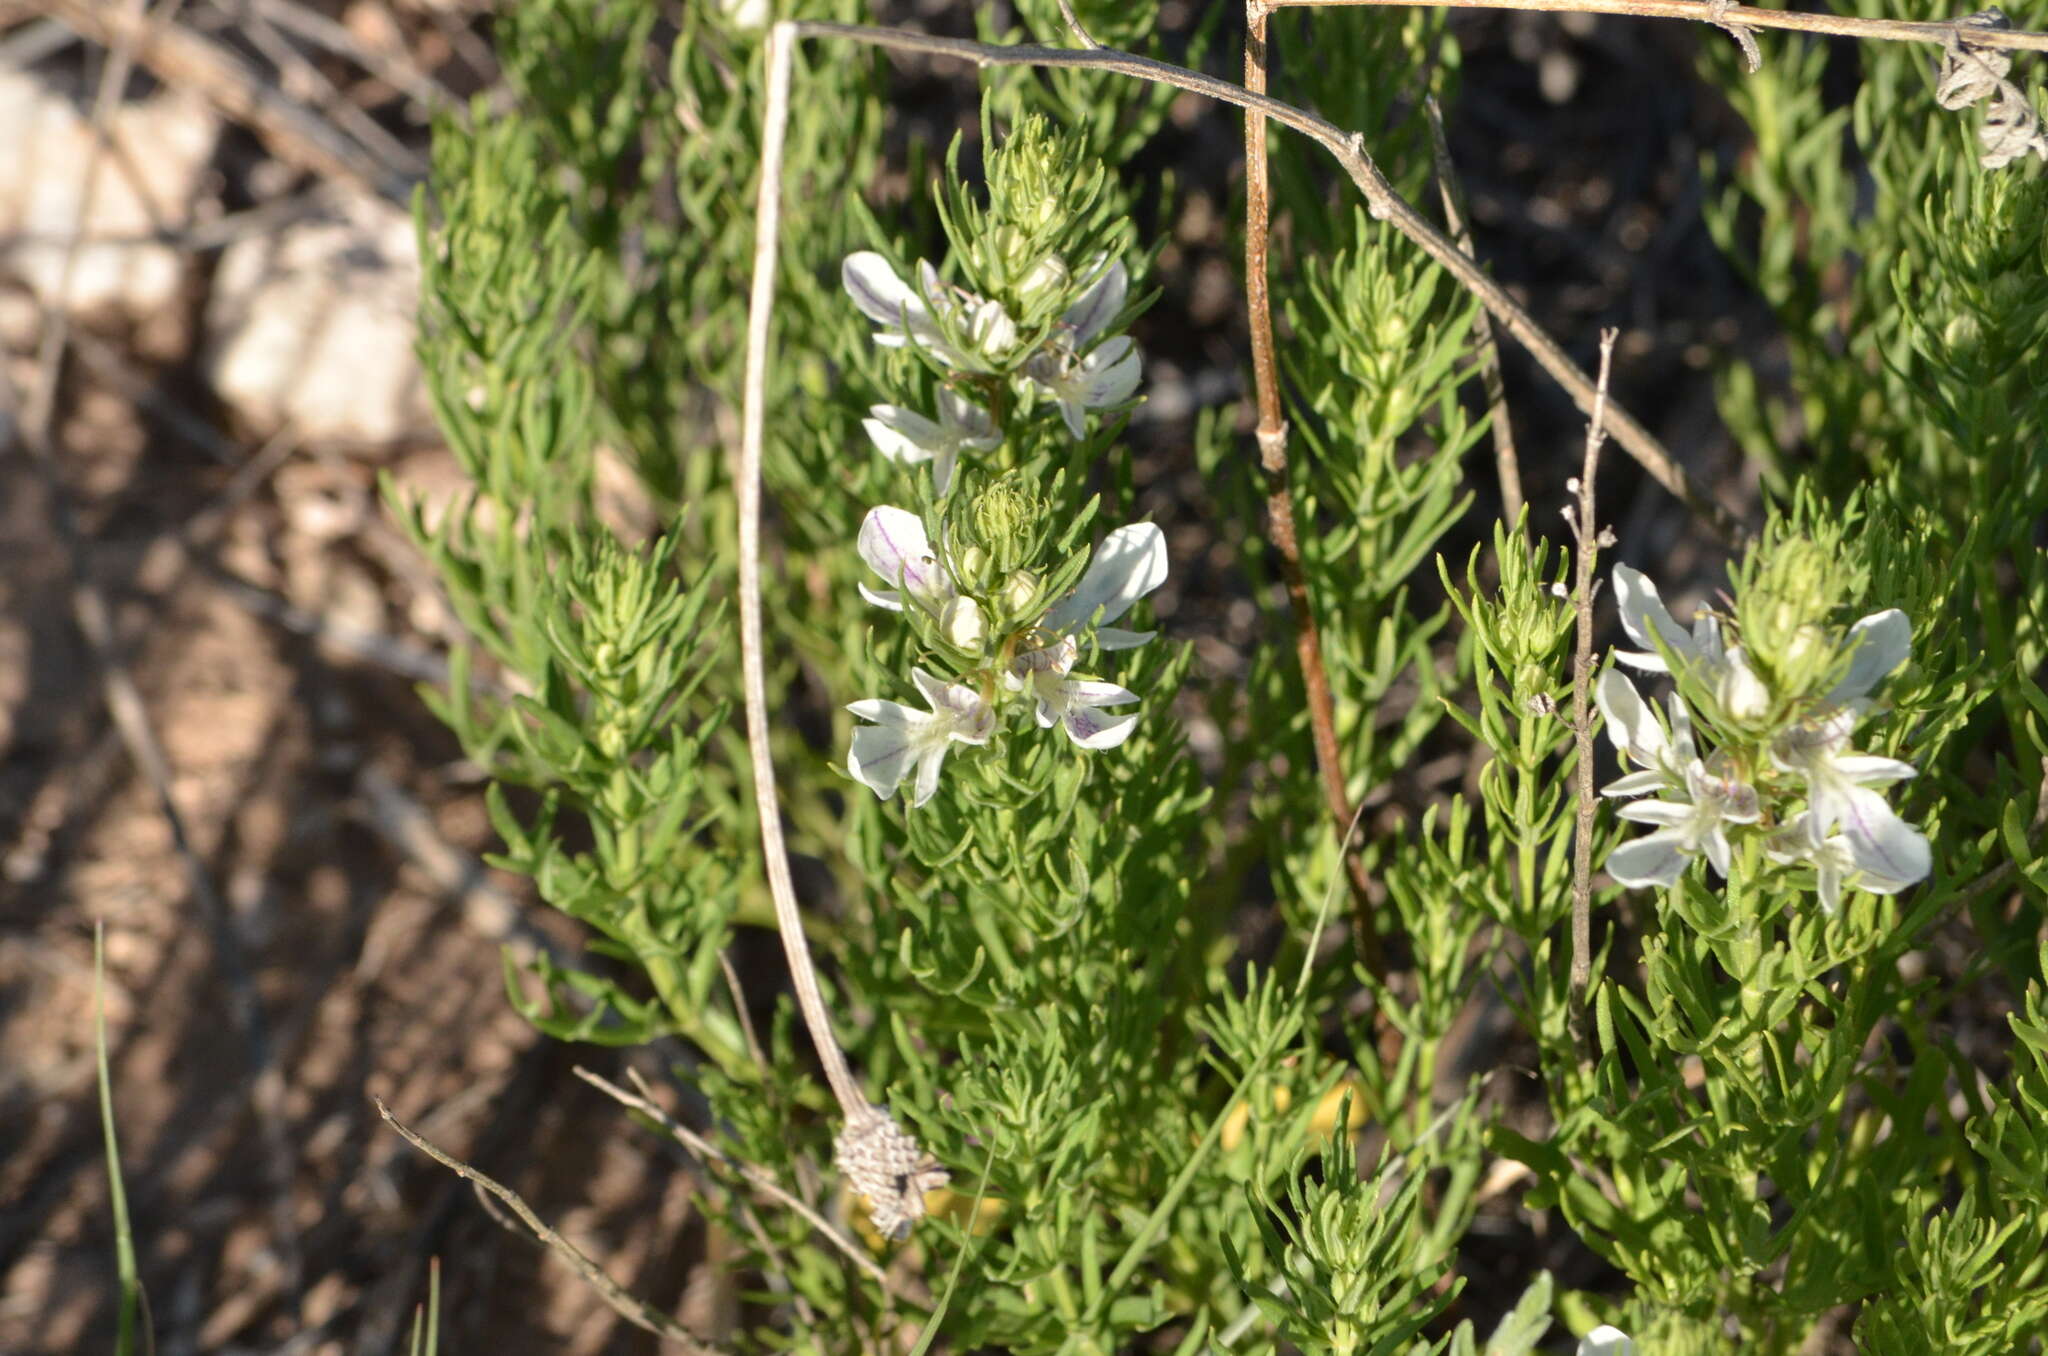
998;569;1041;619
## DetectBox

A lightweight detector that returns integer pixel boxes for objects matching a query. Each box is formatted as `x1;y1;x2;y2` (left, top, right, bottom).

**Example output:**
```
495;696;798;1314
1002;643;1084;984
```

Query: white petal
863;406;943;465
843;252;921;327
1618;801;1692;827
1095;626;1155;651
937;389;1001;449
858;507;947;604
1076;337;1142;406
1601;770;1668;798
1596;668;1663;764
1065;706;1140;749
1832;755;1917;786
1607;832;1689;887
1058;396;1086;440
1060;679;1140;709
857;582;905;611
849;722;921;799
1062;258;1127;343
846;698;917;727
1666;693;1698;764
1702;826;1733;876
1816;861;1843;914
1043;522;1168;634
1612;563;1697;671
908;744;952;807
1578;1326;1635;1356
1837;788;1931;887
1827;609;1911;706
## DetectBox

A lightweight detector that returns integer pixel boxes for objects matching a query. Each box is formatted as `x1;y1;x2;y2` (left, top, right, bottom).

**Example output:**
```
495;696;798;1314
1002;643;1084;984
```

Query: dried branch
1244;5;1389;979
372;1097;717;1351
1423;94;1522;525
573;1067;913;1302
744;24;948;1243
1264;0;2048;53
1566;329;1620;1036
780;19;1742;542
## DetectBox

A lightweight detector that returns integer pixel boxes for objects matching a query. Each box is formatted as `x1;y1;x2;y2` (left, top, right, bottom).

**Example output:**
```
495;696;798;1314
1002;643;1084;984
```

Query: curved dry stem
786;19;1743;541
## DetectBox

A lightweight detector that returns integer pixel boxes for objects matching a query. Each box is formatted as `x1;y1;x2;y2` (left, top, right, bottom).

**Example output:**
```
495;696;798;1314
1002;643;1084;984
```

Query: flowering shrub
390;0;2048;1352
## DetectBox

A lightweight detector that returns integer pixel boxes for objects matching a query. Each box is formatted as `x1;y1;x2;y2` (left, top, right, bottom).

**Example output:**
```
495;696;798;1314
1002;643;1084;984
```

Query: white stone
0;72;219;318
204;188;432;444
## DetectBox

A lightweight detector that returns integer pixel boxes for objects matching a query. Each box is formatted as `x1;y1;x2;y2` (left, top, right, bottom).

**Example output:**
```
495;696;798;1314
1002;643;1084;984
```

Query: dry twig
1566;329;1620;1036
742;23;948;1244
1264;0;2048;53
373;1096;717;1351
573;1067;911;1301
1243;3;1389;979
779;19;1741;541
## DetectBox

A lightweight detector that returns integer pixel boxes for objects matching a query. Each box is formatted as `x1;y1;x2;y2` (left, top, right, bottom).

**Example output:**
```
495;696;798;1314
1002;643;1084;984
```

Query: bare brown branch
782;20;1743;542
373;1097;717;1351
1567;329;1619;1039
1244;6;1389;979
1265;0;2048;53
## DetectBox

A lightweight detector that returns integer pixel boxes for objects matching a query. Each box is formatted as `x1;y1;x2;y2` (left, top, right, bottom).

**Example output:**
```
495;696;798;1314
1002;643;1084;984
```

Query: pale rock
205;189;432;444
0;72;218;318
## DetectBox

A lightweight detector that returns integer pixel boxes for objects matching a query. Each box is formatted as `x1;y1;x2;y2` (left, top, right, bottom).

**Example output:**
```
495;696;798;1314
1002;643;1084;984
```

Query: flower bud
998;569;1041;618
1018;255;1070;306
939;596;988;653
1716;653;1773;723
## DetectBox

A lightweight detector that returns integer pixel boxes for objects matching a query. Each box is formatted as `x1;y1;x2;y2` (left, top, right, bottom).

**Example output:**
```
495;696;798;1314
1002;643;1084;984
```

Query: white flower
856;506;955;614
1577;1327;1634;1356
1612;563;1720;674
1767;812;1919;913
1026;337;1143;439
1596;667;1691;795
1607;753;1762;887
842;253;1019;373
1771;709;1929;890
1602;664;1762;886
847;667;994;806
1060;258;1128;346
1039;521;1168;650
1007;634;1141;749
861;389;1001;494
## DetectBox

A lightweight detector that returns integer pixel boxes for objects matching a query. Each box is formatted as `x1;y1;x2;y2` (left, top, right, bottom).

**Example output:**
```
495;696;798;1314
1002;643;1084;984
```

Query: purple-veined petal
1836;787;1930;887
1065;705;1140;749
1077;337;1142;405
1607;831;1689;887
857;506;948;606
1043;522;1168;634
849;721;923;799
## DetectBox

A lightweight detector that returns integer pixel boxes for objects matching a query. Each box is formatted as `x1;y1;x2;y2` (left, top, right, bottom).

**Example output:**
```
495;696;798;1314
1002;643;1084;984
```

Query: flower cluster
845;503;1166;805
1597;564;1929;910
843;251;1140;488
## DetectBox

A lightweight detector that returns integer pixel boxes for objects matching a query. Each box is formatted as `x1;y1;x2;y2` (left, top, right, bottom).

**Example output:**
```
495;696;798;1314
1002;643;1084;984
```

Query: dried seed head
835;1107;949;1241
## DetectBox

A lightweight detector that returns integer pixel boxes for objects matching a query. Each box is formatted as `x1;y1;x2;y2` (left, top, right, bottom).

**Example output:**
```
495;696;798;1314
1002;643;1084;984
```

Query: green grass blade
95;921;145;1356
